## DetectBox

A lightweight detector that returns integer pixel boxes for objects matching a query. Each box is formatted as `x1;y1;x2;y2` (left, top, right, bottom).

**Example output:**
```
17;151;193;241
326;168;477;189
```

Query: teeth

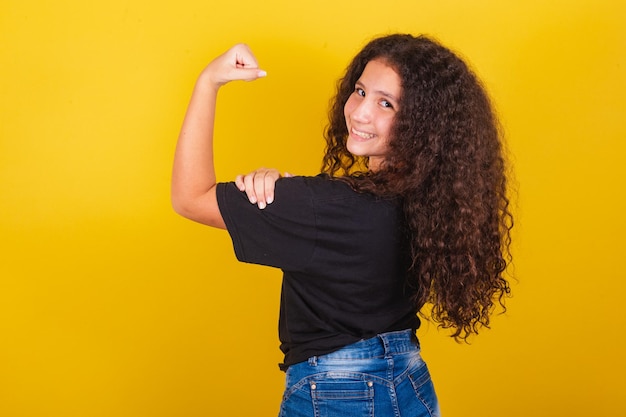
352;128;374;139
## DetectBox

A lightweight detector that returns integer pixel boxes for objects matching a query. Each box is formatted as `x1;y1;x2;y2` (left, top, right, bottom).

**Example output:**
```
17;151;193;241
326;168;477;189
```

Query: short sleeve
216;178;317;271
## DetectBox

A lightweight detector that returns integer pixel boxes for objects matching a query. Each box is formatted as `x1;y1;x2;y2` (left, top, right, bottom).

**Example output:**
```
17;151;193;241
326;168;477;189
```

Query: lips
351;127;375;140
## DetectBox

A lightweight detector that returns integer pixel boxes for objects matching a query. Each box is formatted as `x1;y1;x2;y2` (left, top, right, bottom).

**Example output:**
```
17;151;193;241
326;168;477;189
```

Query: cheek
343;96;356;120
380;116;395;137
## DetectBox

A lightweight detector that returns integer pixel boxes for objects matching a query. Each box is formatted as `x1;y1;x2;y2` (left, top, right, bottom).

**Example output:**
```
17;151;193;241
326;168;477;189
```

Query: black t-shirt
216;175;420;369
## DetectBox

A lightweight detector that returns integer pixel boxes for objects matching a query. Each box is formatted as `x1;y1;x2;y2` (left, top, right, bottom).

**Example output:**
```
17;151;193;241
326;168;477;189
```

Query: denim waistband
309;329;419;363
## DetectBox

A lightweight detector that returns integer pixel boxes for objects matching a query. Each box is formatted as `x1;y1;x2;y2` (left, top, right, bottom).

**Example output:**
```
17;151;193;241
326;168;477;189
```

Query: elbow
170;188;225;229
171;198;184;217
170;187;198;218
171;194;193;219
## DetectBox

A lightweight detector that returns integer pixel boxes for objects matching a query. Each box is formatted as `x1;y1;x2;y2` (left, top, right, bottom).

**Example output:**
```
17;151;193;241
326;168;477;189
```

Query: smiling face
343;59;402;171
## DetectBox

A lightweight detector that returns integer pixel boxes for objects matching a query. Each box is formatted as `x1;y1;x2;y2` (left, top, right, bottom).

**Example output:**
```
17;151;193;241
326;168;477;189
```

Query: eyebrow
355;80;400;103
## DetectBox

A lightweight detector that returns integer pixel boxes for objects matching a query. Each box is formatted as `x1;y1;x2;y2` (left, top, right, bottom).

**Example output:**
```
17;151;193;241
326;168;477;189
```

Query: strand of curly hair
322;34;513;341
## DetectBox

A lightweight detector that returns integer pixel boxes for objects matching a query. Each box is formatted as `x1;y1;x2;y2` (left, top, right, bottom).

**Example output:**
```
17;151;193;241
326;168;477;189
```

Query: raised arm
171;44;266;228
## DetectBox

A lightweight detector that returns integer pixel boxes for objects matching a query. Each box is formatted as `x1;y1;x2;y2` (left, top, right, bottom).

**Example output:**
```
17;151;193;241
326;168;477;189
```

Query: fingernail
249;196;257;204
267;196;274;204
258;70;267;77
258;201;266;209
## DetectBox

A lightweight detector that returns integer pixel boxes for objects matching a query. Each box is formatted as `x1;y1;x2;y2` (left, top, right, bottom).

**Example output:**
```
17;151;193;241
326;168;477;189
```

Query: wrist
196;69;221;94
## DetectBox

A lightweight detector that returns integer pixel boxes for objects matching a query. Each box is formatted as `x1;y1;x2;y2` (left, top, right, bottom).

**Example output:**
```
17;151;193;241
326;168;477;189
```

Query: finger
236;68;267;82
231;44;267;80
235;174;245;191
232;44;259;68
284;172;294;177
254;170;268;209
264;171;280;205
208;44;266;85
243;173;257;204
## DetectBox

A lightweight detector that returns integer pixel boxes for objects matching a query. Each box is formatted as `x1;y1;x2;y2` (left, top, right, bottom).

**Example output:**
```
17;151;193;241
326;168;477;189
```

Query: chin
346;141;366;158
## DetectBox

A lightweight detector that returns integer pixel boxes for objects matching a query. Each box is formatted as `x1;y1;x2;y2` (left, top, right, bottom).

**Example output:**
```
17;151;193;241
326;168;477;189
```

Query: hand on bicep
235;168;293;209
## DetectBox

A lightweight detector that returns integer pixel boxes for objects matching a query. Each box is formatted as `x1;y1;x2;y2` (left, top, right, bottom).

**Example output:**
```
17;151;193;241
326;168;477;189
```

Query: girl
172;34;512;417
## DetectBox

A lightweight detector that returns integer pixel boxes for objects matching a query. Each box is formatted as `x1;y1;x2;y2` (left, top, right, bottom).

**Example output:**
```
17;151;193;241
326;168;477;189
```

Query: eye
354;87;365;97
380;99;394;109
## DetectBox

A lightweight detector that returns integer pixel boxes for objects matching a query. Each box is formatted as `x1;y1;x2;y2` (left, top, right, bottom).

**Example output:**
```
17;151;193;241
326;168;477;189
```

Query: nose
349;98;371;124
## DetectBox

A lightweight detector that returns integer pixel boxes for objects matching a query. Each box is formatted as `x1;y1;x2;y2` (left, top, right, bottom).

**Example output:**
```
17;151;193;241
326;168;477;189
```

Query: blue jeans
278;330;440;417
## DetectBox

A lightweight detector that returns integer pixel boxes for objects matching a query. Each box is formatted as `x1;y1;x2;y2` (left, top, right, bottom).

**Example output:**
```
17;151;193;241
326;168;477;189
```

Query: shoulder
274;175;400;220
274;174;363;202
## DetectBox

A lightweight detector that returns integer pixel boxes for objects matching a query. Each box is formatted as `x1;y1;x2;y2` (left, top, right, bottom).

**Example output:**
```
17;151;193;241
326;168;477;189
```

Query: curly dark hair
322;34;513;340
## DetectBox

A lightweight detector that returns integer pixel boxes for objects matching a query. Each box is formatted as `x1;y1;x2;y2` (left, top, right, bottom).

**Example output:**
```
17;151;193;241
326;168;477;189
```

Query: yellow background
1;0;624;416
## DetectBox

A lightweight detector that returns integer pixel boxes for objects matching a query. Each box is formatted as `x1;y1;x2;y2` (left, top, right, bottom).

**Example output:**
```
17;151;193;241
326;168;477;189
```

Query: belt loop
308;356;318;366
377;333;392;358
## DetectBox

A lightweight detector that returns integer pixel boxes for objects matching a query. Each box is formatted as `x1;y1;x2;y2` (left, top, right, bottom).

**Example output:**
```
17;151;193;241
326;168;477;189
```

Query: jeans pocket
405;362;440;417
310;377;374;417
